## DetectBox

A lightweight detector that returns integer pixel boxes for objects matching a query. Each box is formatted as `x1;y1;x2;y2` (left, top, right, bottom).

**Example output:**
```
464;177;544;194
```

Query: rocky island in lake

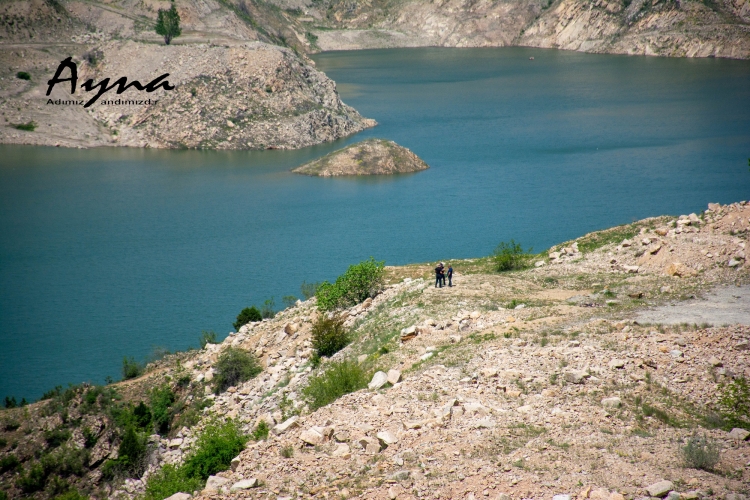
292;139;429;177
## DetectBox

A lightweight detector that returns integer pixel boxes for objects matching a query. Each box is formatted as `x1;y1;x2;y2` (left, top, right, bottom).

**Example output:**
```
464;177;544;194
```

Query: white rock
230;478;258;491
387;369;402;385
369;371;389;390
204;475;230;492
708;356;723;367
608;359;626;369
300;428;324;445
728;428;750;440
646;480;673;498
273;416;299;434
376;431;398;445
728;258;742;267
332;443;351;458
553;495;572;500
602;397;622;409
164;494;192;500
564;370;589;384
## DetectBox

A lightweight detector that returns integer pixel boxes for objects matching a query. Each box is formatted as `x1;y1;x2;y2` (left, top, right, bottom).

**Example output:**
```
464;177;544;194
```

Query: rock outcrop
292;139;428;176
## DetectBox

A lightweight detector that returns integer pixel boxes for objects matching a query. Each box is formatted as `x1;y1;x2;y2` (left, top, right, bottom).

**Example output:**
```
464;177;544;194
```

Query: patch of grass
681;433;720;471
303;360;370;411
213;347;262;394
280;445;294;458
576;223;640;253
492;240;533;272
251;420;269;441
12;121;36;131
16;71;31;80
717;376;749;429
641;403;680;427
311;314;350;358
199;330;217;348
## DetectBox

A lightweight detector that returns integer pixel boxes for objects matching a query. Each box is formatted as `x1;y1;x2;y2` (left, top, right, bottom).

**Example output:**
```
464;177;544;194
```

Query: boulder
300;428;325;445
204;475;230;492
165;494;192;500
332;443;351;458
602;397;622;409
387;369;402;385
230;478;258;491
376;431;398;446
273;416;299;434
369;371;389;390
564;370;589;384
646;480;674;498
609;359;626;369
728;428;750;440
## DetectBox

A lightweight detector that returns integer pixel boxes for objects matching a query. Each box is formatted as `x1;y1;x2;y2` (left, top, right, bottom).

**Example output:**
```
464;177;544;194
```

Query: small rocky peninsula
292;139;429;176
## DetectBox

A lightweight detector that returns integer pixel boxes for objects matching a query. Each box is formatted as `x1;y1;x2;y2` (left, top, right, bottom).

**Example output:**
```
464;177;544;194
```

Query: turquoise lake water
1;47;749;400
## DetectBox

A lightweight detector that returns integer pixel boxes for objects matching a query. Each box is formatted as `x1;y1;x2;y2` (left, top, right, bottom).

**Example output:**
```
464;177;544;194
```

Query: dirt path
635;284;750;326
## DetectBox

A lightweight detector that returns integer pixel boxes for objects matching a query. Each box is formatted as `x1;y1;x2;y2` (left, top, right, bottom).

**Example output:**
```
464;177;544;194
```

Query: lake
1;47;749;401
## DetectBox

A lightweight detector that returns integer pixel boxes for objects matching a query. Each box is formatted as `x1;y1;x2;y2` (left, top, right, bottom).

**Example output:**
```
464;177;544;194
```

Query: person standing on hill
435;262;444;288
447;264;453;287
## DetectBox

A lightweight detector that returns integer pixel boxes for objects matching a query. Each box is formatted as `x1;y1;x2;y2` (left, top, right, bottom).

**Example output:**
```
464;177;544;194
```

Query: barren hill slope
1;201;748;500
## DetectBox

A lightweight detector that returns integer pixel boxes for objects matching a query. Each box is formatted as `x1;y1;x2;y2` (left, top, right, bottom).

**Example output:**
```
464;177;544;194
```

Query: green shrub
199;330;217;348
303;360;369;411
41;446;88;478
251;420;269;441
17;462;46;493
300;281;321;300
181;420;247;480
82;427;98;448
213;348;262;394
12;121;36;132
681;433;720;470
717;376;749;429
53;490;89;500
311;314;349;358
316;258;385;311
493;240;533;272
45;427;72;448
122;357;143;380
0;437;7;448
16;71;31;80
150;385;176;435
46;474;70;496
282;295;298;308
233;306;262;330
260;298;276;319
280;445;294;458
119;425;148;472
0;454;20;473
3;419;20;431
0;491;8;500
133;401;153;430
142;464;202;500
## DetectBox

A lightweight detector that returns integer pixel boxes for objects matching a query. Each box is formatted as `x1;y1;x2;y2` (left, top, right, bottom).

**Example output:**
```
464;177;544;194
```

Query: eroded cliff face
85;41;375;150
302;0;750;58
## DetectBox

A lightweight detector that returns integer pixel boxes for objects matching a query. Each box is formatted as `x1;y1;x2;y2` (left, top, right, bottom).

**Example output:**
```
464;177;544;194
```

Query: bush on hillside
492;240;533;272
199;330;217;348
181;420;247;480
717;376;749;429
142;464;202;500
303;360;370;411
260;298;276;319
316;258;385;311
681;433;720;471
311;314;350;359
233;306;262;330
122;357;143;380
213;348;262;394
150;385;176;435
300;281;321;300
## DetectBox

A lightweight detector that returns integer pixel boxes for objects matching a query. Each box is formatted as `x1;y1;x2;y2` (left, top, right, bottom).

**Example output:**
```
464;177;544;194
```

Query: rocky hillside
292;139;429;176
0;0;374;149
296;0;750;58
1;200;748;500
